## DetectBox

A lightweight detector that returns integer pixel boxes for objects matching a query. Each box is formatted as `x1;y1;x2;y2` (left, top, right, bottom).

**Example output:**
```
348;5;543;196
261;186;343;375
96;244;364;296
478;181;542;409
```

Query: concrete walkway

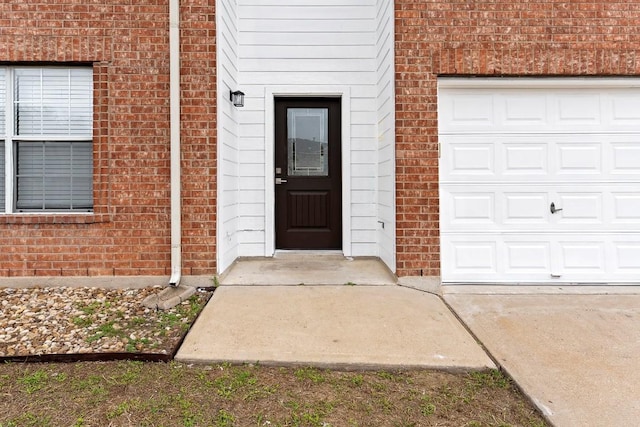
176;255;640;425
176;285;495;370
219;252;397;286
445;287;640;427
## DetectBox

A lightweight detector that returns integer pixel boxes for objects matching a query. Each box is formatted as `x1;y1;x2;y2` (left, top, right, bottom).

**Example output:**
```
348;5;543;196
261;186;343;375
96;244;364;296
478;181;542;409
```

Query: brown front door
275;98;342;249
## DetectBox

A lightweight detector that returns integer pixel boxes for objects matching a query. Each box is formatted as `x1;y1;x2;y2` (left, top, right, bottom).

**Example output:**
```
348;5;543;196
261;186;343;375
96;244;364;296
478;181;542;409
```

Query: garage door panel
439;80;640;284
503;93;547;125
555;193;602;223
439;92;495;130
450;193;495;224
504;193;548;223
612;193;640;223
555;93;601;126
443;234;640;283
611;143;640;174
504;143;548;175
609;92;640;125
558;241;605;272
449;143;495;175
451;242;497;272
615;243;640;271
442;134;640;183
556;143;602;174
440;88;640;134
445;186;638;232
505;242;551;273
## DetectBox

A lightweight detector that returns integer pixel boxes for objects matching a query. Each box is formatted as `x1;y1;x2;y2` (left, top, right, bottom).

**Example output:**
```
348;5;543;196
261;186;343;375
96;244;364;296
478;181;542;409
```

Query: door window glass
287;108;328;176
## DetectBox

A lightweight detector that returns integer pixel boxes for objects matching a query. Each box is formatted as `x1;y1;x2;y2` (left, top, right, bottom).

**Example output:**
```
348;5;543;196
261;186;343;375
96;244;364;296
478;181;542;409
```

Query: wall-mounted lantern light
230;90;245;107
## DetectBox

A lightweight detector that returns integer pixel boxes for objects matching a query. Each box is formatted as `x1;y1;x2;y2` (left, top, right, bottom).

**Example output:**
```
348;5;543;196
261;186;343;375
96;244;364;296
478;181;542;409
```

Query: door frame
264;86;352;257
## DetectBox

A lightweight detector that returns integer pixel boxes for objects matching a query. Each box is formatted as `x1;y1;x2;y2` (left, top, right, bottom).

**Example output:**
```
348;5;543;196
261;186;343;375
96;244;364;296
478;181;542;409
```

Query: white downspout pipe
168;0;181;286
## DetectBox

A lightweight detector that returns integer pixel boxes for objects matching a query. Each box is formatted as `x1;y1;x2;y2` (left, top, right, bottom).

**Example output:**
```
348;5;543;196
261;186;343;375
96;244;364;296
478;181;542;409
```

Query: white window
1;66;93;213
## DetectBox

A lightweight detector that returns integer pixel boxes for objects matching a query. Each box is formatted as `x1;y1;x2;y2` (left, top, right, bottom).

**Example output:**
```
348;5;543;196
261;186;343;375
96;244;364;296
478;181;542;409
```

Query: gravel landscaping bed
0;286;212;359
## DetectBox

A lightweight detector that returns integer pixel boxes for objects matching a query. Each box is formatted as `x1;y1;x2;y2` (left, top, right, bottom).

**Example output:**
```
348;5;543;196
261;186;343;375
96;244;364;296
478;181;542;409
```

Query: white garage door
438;78;640;284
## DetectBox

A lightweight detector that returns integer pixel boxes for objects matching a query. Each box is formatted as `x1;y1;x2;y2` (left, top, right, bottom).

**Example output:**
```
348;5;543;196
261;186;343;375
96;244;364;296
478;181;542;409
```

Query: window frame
1;65;94;214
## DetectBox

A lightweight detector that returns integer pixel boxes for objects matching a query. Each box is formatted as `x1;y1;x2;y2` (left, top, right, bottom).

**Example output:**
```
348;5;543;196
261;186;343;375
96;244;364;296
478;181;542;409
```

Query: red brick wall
0;0;217;277
395;0;640;277
4;1;640;279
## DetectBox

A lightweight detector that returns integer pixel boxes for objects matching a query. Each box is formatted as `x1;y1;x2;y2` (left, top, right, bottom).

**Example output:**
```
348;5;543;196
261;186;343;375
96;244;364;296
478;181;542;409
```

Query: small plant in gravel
86;321;122;343
125;337;152;352
76;301;102;316
71;316;93;327
1;287;213;358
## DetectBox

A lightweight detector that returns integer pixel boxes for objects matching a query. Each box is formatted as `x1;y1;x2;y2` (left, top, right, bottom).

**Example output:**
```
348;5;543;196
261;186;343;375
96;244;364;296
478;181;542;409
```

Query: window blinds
0;141;4;213
14;68;92;136
12;67;93;211
16;141;92;210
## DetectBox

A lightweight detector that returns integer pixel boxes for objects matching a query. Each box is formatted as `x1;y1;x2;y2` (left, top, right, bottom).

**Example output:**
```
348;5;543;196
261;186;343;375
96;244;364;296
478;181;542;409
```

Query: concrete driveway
444;287;640;427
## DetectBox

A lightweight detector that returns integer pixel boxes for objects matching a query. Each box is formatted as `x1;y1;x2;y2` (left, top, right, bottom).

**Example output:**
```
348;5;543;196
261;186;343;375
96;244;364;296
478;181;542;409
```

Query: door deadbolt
550;202;563;214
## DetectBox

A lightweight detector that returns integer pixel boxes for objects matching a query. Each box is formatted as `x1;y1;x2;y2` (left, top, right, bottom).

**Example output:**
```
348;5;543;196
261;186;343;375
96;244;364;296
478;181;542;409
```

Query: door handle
275;177;288;185
550;202;563;214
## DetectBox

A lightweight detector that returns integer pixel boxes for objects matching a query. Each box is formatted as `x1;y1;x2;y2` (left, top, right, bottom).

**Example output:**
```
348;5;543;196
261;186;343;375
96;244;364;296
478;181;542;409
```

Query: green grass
0;362;549;427
71;316;93;327
215;409;235;427
214;368;258;398
294;366;326;384
75;301;101;316
467;369;511;389
1;412;52;427
18;370;49;394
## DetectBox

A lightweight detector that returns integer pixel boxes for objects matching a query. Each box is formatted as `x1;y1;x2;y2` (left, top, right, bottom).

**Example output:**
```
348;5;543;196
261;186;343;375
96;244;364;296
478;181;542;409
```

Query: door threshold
274;250;345;259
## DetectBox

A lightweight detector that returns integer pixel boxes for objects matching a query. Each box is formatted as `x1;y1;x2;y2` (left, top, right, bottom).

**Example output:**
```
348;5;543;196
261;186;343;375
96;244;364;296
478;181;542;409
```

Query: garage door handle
550;202;563;214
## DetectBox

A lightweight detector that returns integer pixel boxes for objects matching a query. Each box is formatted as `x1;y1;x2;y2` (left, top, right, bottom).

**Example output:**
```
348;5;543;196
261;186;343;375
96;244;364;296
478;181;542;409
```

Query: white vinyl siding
217;0;395;270
1;67;93;213
236;0;379;257
375;0;395;270
217;0;241;272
